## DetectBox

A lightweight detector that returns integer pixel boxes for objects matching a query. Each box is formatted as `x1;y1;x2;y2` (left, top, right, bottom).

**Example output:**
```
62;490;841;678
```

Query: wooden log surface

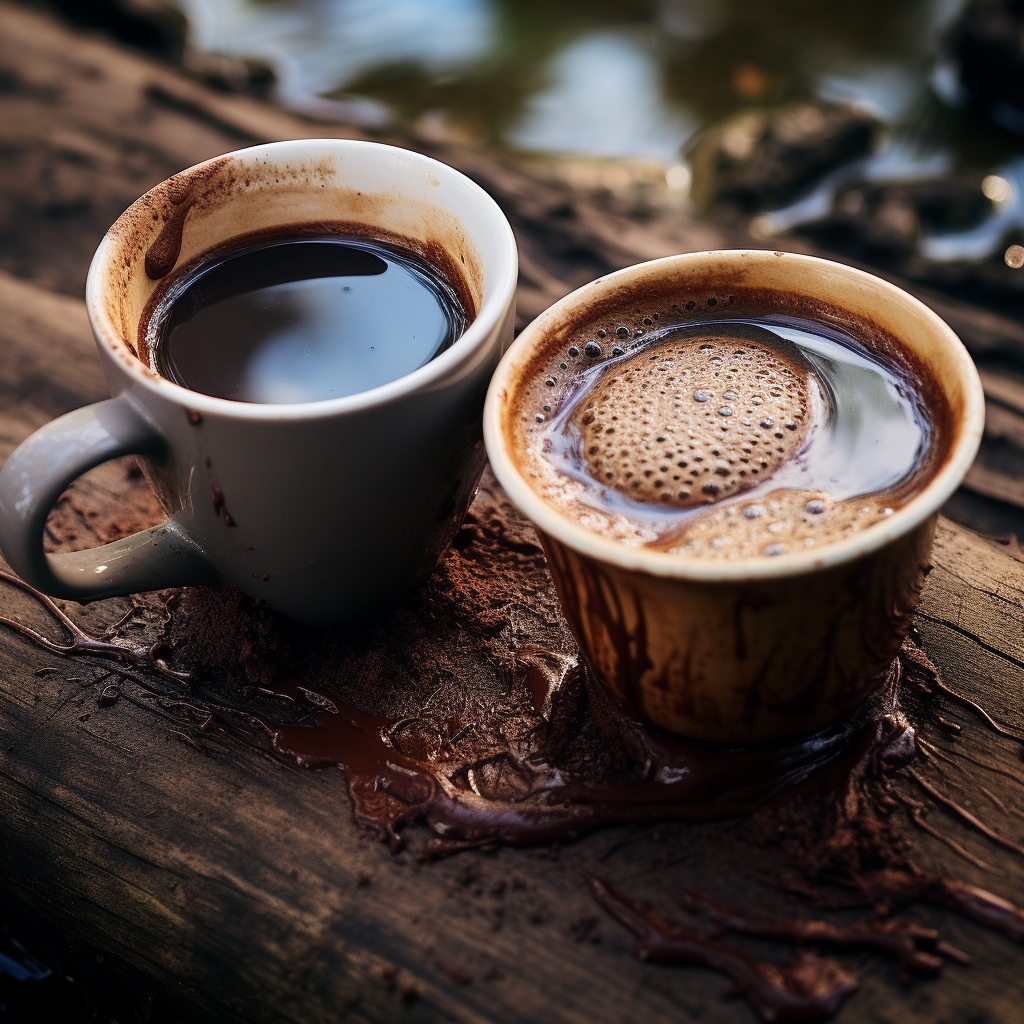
2;263;1024;1024
2;4;1024;1022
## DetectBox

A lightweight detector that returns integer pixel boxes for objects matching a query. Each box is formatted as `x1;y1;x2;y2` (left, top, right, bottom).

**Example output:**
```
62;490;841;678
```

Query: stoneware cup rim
85;138;519;422
484;249;985;582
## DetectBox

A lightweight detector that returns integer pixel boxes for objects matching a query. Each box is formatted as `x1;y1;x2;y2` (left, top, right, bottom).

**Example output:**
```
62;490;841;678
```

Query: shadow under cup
484;251;985;744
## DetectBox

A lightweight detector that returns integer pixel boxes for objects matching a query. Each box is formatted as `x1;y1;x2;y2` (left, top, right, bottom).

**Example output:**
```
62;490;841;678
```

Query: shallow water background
178;0;1019;173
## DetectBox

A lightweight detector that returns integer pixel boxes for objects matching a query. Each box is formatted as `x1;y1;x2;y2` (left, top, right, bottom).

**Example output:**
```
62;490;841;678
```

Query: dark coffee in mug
512;298;946;560
145;235;469;404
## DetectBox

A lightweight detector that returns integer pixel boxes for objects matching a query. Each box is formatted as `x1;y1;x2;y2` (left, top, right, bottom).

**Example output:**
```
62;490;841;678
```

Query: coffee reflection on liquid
148;236;468;405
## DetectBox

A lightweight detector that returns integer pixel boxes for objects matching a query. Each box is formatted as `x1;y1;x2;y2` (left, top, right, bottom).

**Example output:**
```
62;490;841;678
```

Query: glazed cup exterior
0;140;518;625
484;250;984;743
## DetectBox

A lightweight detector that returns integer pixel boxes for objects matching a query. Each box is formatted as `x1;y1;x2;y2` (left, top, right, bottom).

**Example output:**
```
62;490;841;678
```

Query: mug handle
0;398;217;600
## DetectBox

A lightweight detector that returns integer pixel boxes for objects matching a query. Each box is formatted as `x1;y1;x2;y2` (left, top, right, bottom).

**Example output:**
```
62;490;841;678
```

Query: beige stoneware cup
484;250;985;743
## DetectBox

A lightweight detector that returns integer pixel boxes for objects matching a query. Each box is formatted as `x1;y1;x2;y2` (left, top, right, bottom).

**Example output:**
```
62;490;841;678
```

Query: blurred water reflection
511;31;695;161
178;0;976;160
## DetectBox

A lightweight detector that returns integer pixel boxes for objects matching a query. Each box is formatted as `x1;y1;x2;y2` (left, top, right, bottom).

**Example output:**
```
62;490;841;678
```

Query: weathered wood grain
960;377;1024;513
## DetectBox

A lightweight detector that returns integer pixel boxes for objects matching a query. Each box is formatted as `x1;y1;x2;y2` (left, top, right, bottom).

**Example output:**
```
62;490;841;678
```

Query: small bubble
881;507;893;516
760;418;773;429
693;389;711;402
707;297;717;306
616;326;629;337
763;543;787;557
806;500;825;514
568;346;580;357
743;505;764;520
535;414;545;423
718;406;733;417
560;362;568;370
643;317;652;326
612;346;624;356
545;378;556;387
584;342;602;358
752;397;763;405
543;404;551;412
785;421;797;430
685;300;696;310
722;391;738;401
710;356;723;365
702;482;720;495
597;329;607;338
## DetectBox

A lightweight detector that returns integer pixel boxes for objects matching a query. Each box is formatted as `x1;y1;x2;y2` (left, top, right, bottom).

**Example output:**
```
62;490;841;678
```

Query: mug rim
484;249;986;582
85;138;519;421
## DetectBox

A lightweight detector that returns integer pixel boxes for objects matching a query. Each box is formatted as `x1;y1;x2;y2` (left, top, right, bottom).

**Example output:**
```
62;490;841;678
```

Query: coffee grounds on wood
15;466;1024;1023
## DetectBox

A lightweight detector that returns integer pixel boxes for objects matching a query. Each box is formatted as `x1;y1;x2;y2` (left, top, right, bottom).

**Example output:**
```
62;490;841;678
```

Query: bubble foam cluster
574;330;809;508
660;489;894;559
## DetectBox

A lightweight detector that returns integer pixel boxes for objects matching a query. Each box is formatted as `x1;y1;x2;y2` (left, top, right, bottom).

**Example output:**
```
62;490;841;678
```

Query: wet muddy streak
223;654;903;854
587;876;859;1024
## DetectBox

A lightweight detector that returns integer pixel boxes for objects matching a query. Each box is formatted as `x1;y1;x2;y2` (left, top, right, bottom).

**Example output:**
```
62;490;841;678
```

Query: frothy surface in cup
574;325;812;508
513;312;937;560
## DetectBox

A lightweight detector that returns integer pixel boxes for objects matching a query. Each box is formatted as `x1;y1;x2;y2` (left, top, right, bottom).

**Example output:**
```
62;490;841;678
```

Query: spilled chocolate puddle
8;471;1024;1023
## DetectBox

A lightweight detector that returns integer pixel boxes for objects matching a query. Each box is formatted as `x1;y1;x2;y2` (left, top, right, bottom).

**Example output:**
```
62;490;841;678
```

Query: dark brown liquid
147;236;468;404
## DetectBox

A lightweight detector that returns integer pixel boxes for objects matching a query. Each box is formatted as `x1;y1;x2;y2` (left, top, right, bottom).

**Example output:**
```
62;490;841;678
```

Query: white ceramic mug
0;139;518;625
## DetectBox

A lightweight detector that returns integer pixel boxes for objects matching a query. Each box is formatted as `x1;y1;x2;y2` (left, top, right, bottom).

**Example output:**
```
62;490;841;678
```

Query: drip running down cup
484;250;984;743
0;140;518;625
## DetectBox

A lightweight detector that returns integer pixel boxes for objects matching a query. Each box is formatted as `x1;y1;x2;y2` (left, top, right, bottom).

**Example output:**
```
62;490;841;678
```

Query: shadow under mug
0;139;518;626
484;250;985;743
